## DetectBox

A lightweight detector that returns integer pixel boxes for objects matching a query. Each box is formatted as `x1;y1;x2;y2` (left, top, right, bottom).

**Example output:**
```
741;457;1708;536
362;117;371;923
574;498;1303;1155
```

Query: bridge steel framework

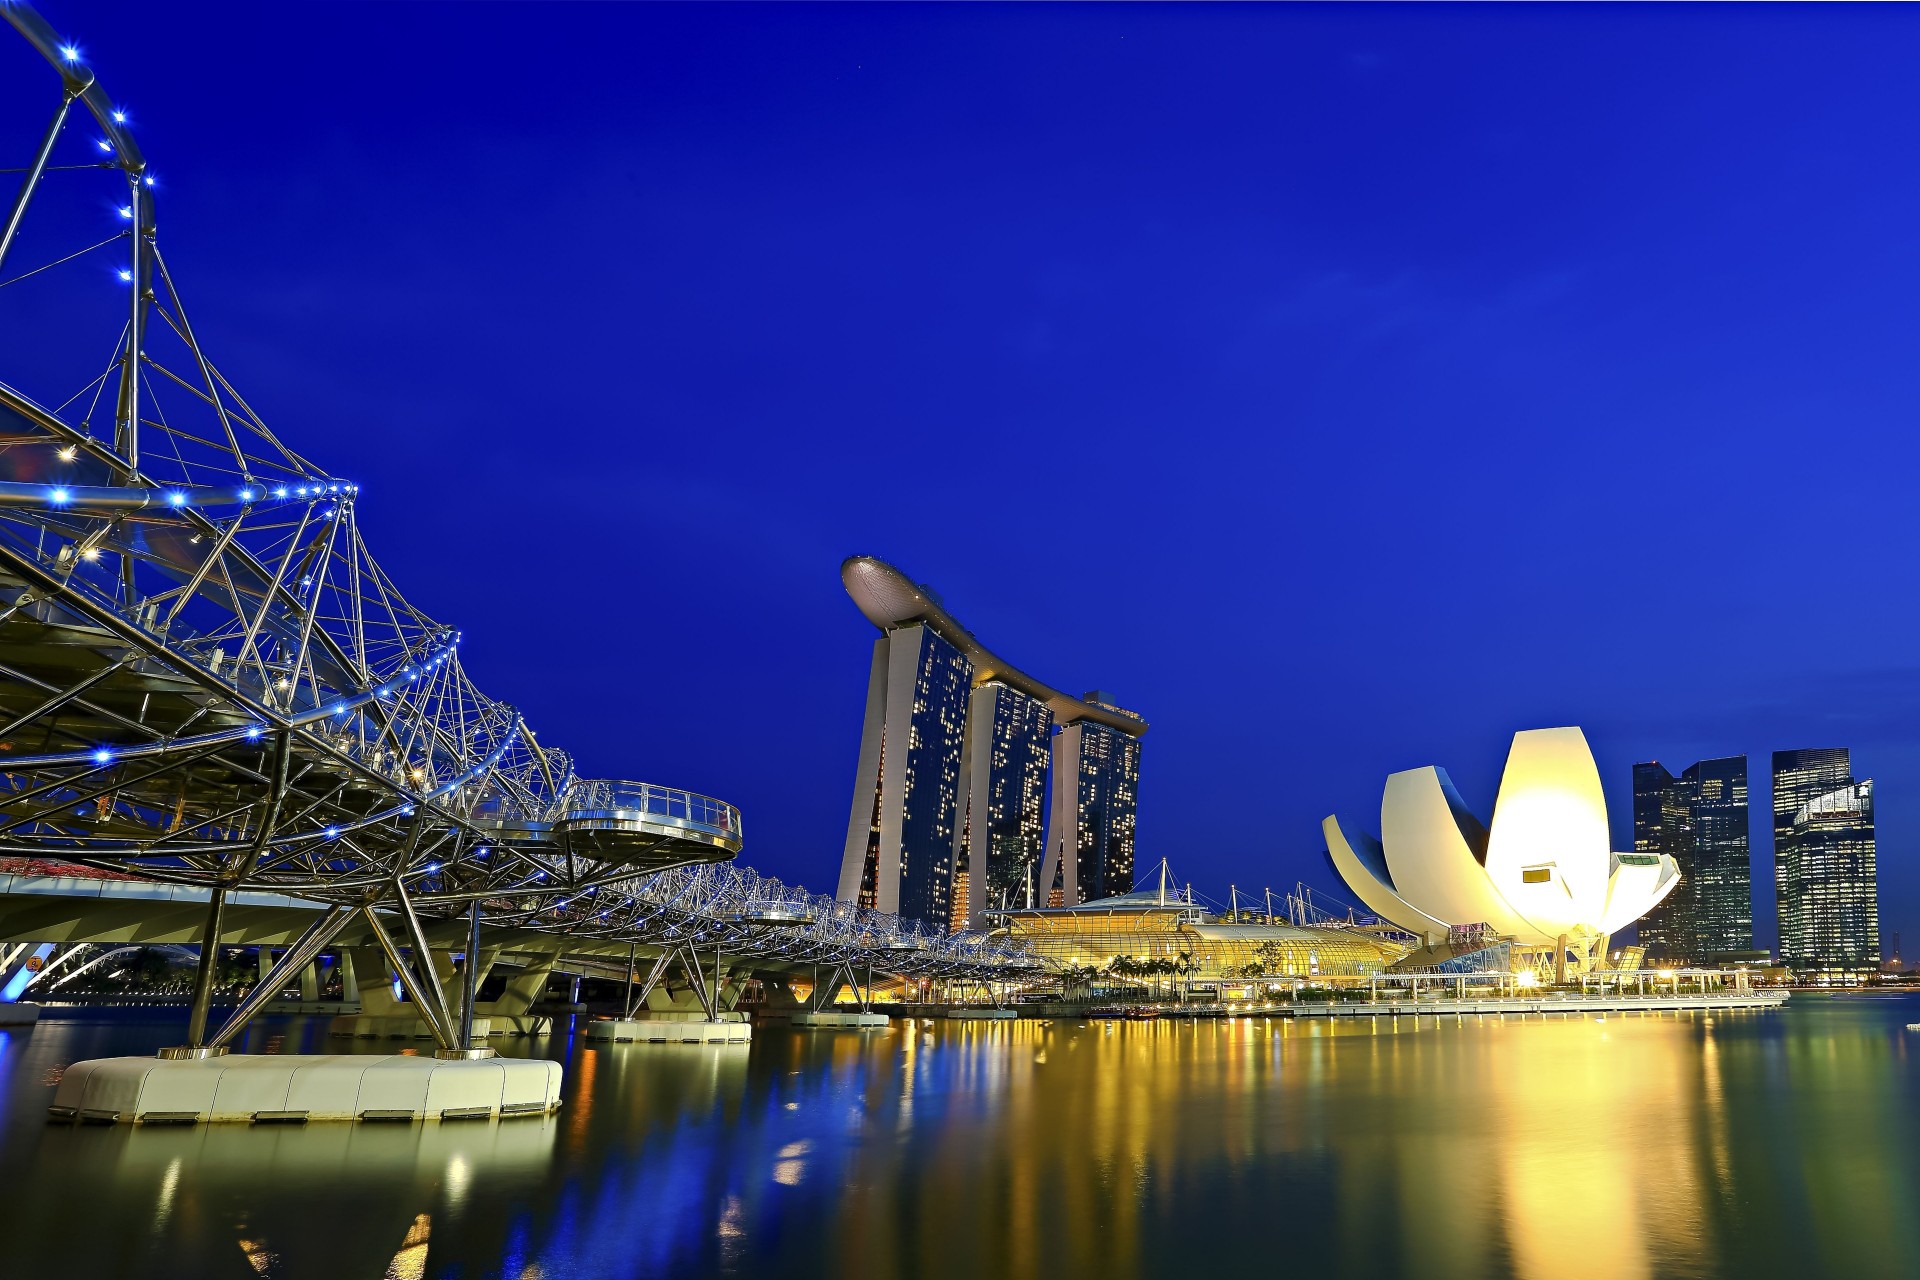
0;4;1035;1055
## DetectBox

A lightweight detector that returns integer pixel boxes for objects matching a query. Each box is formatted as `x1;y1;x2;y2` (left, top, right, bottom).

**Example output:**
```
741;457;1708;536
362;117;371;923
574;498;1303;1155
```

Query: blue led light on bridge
90;748;113;766
166;491;186;507
116;205;131;219
58;43;78;61
48;487;70;505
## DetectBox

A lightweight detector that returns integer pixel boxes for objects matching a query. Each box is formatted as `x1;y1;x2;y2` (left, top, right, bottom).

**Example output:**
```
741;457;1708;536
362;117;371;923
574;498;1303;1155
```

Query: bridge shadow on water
3;998;1920;1279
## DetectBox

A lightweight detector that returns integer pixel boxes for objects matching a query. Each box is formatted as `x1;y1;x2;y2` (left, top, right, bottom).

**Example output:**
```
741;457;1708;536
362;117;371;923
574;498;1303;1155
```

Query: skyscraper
953;681;1053;930
836;622;971;926
837;557;1148;932
1038;701;1141;907
1774;747;1878;981
1632;756;1751;960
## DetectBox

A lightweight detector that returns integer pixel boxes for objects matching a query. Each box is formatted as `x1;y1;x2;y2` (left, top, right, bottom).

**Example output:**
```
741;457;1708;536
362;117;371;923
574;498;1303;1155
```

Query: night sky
5;4;1917;952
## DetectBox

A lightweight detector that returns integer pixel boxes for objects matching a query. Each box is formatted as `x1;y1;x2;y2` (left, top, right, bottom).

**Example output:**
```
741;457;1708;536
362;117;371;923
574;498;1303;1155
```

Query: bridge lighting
96;139;113;153
91;748;114;766
245;726;262;741
425;862;440;874
116;205;132;220
80;546;100;562
59;43;80;62
56;446;76;462
111;109;127;124
324;826;340;839
273;487;288;498
48;487;71;505
239;488;255;501
166;491;186;507
117;269;132;282
143;174;154;187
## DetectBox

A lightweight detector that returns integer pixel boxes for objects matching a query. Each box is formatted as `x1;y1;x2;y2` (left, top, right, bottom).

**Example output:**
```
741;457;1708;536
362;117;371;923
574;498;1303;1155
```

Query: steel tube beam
206;905;350;1050
459;898;481;1050
391;877;456;1044
182;886;227;1047
361;904;455;1050
0;92;72;274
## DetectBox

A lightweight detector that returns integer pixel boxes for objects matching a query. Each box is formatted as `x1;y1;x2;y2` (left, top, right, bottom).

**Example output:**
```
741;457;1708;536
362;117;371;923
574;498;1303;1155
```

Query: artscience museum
1323;727;1681;978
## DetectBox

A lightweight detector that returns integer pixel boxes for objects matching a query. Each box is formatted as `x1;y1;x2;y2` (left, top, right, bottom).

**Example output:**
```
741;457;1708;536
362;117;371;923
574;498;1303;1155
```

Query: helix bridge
0;3;1035;1053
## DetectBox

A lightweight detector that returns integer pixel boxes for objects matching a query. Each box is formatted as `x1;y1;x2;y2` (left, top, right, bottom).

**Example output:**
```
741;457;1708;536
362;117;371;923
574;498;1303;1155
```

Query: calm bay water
1;997;1916;1279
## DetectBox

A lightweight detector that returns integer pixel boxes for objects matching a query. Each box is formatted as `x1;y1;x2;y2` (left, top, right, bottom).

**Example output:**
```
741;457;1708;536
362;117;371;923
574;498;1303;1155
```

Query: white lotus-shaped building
1323;727;1680;957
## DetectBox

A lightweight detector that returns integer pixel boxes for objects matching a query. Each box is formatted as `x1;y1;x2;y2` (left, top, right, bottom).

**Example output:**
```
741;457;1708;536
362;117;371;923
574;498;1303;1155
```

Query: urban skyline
1633;756;1755;961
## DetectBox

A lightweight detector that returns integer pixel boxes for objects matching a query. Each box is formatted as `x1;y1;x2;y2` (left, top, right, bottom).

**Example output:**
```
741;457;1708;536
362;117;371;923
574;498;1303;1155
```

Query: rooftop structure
994;872;1398;984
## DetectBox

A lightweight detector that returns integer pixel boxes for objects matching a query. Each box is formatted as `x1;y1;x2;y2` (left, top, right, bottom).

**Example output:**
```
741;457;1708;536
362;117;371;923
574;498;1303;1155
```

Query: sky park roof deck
841;555;1149;737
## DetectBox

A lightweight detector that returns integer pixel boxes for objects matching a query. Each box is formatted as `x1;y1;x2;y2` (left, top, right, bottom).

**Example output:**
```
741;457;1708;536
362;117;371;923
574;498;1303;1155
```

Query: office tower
1632;756;1751;960
1773;749;1879;981
1038;700;1141;907
836;622;972;928
953;681;1053;930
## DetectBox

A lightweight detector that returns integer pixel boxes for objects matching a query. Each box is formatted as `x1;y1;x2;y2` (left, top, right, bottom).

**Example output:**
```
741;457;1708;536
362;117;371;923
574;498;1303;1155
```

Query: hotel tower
836;557;1147;933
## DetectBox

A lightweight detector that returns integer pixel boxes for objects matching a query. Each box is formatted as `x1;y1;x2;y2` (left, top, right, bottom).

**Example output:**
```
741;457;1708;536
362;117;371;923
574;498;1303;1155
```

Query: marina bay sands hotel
836;557;1148;933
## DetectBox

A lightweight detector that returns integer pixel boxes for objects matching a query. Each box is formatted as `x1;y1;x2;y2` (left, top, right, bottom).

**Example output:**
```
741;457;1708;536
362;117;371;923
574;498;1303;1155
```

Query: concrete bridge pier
789;960;888;1029
587;942;750;1045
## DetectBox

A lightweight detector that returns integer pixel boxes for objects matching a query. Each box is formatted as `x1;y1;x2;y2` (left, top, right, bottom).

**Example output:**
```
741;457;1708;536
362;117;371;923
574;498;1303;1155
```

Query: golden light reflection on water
9;1002;1920;1278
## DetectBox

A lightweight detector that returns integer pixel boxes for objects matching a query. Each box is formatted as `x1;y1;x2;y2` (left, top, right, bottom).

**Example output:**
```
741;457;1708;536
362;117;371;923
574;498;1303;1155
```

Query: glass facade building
954;682;1053;928
1042;715;1141;906
1774;747;1879;981
1632;756;1751;960
837;623;972;930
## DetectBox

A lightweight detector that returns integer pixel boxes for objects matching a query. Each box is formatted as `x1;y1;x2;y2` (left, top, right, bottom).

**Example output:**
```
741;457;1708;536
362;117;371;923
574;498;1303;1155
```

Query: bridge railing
555;780;742;839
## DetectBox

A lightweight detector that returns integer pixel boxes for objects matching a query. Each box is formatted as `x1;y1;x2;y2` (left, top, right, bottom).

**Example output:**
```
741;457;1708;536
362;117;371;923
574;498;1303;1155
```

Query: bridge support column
338;949;360;1003
457;901;481;1052
362;903;469;1056
183;886;227;1051
301;959;321;1003
174;906;353;1058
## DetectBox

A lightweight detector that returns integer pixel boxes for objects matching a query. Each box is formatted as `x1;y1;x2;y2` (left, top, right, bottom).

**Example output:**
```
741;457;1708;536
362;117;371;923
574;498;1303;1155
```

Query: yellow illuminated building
994;886;1398;986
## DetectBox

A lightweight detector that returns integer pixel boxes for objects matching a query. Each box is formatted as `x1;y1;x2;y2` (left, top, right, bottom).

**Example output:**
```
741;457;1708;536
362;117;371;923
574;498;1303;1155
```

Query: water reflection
2;1000;1918;1278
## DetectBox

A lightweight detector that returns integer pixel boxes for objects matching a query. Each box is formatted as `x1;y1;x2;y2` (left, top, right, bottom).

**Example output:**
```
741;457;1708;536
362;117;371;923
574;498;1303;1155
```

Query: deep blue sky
5;3;1917;952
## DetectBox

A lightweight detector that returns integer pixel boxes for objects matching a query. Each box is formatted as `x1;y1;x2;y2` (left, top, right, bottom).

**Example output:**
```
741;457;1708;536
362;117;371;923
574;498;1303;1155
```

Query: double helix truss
0;4;1034;1013
533;861;1031;975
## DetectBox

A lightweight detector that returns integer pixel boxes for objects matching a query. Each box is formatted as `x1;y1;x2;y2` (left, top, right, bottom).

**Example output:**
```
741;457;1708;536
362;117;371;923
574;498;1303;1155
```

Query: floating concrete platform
585;1017;750;1045
789;1011;889;1029
47;1053;563;1125
944;1007;1016;1020
0;1002;41;1027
